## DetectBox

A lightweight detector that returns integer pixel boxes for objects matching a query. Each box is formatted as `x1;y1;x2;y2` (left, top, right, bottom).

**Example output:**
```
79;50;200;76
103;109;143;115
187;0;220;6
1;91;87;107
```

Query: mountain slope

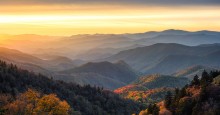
75;44;144;61
132;74;189;89
157;71;220;115
58;61;138;89
0;47;53;75
145;52;220;74
173;65;218;79
114;74;189;104
0;47;75;73
54;73;127;90
105;43;220;74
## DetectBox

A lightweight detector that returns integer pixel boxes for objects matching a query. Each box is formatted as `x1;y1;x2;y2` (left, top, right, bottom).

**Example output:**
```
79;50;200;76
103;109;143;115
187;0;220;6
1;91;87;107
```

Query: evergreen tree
152;104;159;115
191;75;200;86
200;70;209;87
161;70;220;115
176;99;195;115
147;104;153;114
199;85;208;102
0;109;5;115
210;70;220;78
192;103;201;115
164;91;172;110
175;88;179;96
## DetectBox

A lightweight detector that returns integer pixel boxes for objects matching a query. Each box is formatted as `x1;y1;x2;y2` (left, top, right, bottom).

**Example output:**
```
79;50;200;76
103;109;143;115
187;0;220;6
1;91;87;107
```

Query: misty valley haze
1;29;220;89
1;29;220;115
0;0;220;114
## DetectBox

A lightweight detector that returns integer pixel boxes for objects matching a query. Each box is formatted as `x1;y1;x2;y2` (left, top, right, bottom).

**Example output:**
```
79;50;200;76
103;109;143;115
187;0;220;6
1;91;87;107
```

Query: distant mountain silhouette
0;47;76;74
105;43;220;74
139;33;220;46
123;29;189;39
2;30;220;61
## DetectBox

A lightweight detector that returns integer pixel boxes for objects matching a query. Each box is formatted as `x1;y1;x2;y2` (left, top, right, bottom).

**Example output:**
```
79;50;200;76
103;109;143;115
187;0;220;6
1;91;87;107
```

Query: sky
0;0;220;35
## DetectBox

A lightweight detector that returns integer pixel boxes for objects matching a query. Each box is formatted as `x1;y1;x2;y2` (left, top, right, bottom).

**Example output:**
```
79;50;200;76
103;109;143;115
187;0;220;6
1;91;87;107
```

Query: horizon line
1;29;220;37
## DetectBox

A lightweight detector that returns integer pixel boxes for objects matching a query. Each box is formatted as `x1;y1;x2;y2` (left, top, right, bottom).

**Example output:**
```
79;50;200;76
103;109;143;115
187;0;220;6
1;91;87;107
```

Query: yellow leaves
34;94;70;115
51;101;70;115
20;88;40;104
4;100;26;115
34;94;59;113
138;110;148;115
114;85;136;94
2;89;71;115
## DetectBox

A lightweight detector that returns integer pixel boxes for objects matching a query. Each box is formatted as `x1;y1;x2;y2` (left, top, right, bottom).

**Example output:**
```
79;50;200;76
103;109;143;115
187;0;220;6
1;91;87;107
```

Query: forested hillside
0;60;144;115
57;61;138;89
163;71;220;115
114;74;189;105
139;71;220;115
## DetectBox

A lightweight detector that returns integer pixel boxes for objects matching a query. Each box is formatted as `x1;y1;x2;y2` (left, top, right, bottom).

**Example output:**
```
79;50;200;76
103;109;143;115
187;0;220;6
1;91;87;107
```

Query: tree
152;104;159;115
139;110;148;115
3;89;40;115
178;87;187;98
34;94;70;115
161;70;220;115
210;71;220;78
0;94;12;115
176;99;194;115
140;103;159;115
2;89;71;115
199;85;208;102
164;91;172;110
191;75;200;86
200;70;210;86
192;103;201;115
147;104;153;114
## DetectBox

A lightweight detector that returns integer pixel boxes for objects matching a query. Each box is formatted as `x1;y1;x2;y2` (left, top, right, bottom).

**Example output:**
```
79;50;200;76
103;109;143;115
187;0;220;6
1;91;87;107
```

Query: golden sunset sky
0;0;220;35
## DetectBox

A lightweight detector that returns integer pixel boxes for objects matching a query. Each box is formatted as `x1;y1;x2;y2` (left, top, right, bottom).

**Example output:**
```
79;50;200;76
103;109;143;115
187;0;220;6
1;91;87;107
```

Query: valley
0;30;220;115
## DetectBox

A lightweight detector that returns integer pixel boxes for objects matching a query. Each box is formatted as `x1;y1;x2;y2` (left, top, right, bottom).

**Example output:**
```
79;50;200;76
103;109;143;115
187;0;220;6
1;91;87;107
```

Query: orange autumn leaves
114;85;173;103
114;85;137;94
0;89;70;115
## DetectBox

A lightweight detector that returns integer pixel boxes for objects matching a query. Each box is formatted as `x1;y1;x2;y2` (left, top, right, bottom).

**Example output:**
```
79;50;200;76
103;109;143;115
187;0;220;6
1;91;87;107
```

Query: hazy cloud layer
1;0;220;5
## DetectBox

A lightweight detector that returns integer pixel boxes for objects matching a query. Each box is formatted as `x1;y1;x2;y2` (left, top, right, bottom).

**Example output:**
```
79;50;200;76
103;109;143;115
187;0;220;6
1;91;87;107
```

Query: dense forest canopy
139;70;220;115
0;60;144;115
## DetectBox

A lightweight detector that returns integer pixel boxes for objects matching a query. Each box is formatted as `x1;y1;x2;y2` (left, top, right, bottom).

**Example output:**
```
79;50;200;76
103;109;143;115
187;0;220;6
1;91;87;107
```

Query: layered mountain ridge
105;43;220;74
57;60;139;89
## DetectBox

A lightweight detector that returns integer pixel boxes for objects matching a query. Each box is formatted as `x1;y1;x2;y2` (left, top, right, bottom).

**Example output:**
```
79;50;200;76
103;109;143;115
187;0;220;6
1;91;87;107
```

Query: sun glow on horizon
0;5;220;35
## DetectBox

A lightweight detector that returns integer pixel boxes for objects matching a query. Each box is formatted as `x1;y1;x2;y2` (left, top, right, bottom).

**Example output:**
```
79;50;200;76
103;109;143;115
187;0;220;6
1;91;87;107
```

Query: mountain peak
162;29;188;33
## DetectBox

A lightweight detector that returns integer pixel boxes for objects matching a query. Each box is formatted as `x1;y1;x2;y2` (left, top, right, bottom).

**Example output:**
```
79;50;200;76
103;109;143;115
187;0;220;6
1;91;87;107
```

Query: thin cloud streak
0;0;220;5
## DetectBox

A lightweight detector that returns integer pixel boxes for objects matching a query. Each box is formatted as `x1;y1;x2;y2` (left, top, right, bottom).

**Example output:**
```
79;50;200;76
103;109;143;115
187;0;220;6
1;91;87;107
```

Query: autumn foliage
0;89;70;115
0;60;143;115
